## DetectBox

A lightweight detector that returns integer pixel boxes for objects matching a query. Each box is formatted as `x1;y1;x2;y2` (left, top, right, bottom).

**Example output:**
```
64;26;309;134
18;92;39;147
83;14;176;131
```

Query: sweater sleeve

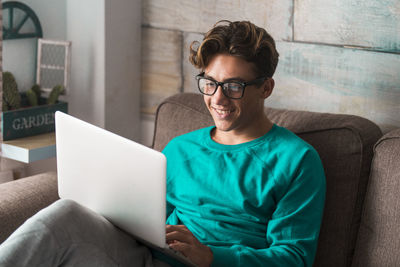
163;140;179;221
209;149;326;267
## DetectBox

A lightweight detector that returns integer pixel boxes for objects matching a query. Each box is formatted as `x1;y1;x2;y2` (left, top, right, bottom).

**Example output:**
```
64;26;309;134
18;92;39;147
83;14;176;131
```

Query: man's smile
211;106;234;118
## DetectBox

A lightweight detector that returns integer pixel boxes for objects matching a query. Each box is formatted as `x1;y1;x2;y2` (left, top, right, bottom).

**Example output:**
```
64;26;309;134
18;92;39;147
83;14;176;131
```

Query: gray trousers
0;199;170;267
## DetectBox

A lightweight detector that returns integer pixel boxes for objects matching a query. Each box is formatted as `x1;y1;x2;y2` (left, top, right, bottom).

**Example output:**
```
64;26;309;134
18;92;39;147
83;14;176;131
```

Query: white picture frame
36;38;71;94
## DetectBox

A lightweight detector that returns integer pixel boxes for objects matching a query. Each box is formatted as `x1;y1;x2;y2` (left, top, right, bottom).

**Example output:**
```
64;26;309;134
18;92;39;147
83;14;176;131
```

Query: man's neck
211;116;273;145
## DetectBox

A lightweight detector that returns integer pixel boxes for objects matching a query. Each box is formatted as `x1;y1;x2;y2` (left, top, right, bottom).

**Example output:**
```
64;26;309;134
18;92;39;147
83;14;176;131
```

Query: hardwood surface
3;132;55;150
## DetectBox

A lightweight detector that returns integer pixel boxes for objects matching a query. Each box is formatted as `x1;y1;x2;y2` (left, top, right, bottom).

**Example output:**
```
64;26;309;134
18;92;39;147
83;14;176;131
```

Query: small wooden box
1;95;68;141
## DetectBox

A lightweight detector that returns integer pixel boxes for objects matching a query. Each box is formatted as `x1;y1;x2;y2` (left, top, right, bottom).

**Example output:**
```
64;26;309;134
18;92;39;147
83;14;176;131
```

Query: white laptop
55;111;196;267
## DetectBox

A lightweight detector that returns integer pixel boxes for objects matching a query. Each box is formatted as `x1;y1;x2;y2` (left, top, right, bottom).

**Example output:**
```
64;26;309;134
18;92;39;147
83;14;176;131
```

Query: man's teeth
214;108;231;115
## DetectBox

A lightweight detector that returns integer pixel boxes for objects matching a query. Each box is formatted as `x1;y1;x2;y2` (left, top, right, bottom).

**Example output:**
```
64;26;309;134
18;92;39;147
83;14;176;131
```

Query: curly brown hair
189;20;279;78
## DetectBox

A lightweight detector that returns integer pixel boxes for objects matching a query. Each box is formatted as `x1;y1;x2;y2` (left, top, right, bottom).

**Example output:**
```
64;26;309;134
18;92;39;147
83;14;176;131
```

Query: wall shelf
1;133;56;163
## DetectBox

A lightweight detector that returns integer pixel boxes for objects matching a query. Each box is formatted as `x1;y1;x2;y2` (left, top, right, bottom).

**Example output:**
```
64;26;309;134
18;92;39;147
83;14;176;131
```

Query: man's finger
166;229;193;244
166;224;189;233
168;241;191;257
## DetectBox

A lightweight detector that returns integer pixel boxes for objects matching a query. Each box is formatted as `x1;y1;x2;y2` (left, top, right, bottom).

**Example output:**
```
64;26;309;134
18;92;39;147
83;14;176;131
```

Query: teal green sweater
162;125;326;267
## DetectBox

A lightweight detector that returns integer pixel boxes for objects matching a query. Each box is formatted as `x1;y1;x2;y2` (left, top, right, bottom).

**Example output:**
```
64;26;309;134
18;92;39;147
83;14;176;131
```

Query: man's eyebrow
203;74;245;82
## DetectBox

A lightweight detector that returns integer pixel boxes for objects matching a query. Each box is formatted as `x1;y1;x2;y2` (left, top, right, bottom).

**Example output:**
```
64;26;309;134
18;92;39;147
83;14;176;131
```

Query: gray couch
0;93;399;267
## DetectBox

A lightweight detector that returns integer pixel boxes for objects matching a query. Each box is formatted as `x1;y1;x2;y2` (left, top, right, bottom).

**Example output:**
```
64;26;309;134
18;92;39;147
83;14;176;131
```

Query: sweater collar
204;124;277;151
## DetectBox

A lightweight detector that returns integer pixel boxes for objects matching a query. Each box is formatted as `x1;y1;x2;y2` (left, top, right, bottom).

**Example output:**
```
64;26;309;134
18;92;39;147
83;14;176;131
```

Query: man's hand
166;224;213;267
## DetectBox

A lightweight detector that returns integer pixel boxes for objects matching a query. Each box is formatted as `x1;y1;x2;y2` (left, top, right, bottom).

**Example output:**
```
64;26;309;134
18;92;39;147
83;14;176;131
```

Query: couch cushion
152;93;214;151
352;129;400;267
153;93;382;267
0;172;59;244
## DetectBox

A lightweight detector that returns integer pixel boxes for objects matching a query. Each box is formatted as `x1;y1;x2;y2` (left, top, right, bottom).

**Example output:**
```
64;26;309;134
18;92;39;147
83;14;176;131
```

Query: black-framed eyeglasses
195;73;268;99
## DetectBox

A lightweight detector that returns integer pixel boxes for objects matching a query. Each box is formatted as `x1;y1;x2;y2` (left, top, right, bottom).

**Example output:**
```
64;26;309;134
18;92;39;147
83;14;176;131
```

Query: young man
0;20;325;267
162;20;325;266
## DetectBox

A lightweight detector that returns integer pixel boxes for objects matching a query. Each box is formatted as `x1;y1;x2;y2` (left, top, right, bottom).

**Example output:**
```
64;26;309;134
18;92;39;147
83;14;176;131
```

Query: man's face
203;54;271;136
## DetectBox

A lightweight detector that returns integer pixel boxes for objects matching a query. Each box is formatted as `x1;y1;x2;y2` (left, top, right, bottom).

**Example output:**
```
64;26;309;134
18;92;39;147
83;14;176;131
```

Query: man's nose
212;85;229;104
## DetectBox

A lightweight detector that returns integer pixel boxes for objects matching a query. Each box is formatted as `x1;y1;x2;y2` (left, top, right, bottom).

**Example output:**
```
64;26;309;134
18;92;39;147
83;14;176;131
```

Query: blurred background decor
1;1;69;141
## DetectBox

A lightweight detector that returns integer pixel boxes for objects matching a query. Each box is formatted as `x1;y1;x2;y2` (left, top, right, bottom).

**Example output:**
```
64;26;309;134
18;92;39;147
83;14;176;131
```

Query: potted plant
1;71;68;140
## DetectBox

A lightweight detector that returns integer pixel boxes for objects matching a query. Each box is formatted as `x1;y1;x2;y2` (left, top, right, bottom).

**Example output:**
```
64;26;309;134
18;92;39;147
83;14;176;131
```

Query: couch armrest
0;172;59;244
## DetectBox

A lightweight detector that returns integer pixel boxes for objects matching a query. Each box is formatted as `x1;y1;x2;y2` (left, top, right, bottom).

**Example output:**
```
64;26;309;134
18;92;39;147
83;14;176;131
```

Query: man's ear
262;78;274;99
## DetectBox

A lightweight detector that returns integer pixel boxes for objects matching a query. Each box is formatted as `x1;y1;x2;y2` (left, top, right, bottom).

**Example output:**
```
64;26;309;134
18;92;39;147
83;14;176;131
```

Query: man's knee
29;199;90;226
18;199;139;250
36;198;108;234
47;198;86;215
13;198;106;246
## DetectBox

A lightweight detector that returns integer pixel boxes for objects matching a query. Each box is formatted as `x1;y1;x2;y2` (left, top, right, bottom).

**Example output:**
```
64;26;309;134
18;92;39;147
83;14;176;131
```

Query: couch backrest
351;129;400;267
152;93;382;267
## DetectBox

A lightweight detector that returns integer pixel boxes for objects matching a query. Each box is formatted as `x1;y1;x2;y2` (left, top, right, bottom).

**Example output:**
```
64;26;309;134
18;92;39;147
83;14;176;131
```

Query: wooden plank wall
141;0;400;140
0;6;2;143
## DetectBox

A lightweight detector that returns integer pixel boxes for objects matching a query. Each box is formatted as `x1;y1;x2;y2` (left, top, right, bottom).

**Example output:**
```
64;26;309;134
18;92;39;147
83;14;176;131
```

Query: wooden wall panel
141;27;182;114
140;0;400;138
294;0;400;52
183;32;203;94
0;6;2;143
269;42;400;132
143;0;293;41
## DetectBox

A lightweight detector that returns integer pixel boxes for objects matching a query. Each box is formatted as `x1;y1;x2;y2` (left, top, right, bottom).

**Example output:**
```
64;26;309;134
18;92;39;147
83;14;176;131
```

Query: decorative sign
1;98;68;141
